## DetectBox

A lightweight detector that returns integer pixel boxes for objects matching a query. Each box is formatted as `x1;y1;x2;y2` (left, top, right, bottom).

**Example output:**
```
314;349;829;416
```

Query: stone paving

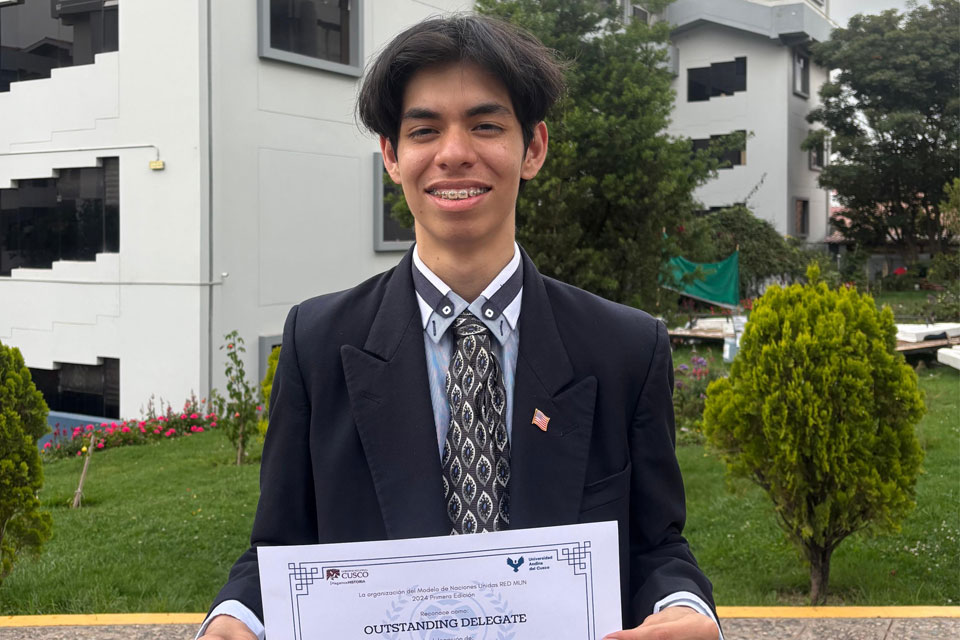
1;619;959;639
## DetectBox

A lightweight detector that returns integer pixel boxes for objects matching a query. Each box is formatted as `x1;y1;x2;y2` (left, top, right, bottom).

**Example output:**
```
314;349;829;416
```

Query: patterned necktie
441;311;510;534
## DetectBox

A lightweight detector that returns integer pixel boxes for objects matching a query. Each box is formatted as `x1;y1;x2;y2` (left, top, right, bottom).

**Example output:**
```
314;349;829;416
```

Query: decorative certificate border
285;540;597;640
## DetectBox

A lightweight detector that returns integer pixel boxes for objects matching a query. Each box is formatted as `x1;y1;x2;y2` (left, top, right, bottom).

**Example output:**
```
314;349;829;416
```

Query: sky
828;0;928;27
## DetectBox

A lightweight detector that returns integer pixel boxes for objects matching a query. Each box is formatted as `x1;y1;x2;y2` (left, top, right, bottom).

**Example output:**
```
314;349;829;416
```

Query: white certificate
259;521;622;640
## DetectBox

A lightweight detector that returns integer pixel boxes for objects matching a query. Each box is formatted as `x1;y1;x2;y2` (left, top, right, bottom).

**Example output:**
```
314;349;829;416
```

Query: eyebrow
400;102;513;121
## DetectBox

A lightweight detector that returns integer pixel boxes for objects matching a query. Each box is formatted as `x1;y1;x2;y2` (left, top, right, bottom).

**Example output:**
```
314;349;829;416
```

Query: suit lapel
341;249;449;539
509;251;598;529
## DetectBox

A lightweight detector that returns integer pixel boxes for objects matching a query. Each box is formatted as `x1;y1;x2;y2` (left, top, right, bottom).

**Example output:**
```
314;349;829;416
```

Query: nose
434;127;477;169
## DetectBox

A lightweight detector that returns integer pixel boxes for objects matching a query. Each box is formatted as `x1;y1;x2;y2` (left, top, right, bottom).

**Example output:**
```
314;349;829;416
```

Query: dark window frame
373;152;414;252
0;157;119;276
691;130;747;169
0;0;118;93
793;49;810;98
258;0;363;77
793;198;810;237
687;56;747;102
809;131;826;171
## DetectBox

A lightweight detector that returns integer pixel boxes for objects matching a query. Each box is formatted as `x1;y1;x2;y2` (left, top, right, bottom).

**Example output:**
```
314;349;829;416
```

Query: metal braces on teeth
431;188;489;200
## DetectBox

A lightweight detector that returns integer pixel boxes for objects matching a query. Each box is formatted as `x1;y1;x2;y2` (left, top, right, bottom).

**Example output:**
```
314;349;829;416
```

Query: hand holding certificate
259;521;621;639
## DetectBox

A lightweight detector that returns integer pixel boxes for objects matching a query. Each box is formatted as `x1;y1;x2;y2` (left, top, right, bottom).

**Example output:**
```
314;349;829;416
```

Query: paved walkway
2;618;960;639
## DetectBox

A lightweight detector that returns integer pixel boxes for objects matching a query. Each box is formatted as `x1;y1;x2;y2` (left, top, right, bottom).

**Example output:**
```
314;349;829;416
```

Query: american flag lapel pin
532;408;550;432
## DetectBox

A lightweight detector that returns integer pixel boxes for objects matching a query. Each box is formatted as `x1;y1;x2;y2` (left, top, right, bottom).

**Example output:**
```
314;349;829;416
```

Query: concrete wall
205;0;472;398
667;21;830;241
0;2;207;417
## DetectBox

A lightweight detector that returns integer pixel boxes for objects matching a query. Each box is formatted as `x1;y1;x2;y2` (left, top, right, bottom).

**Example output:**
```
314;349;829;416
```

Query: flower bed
41;397;220;461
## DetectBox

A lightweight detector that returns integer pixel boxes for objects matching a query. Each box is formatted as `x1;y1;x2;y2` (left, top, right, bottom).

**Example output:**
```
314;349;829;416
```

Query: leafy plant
672;351;722;445
703;264;926;604
217;332;263;466
258;346;281;442
0;340;53;585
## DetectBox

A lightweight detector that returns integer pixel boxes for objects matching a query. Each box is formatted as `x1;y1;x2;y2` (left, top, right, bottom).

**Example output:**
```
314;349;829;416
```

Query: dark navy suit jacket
211;247;715;628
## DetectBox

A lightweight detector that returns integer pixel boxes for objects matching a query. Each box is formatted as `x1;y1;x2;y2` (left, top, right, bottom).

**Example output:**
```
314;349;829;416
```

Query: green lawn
680;364;960;605
1;364;956;613
0;431;262;614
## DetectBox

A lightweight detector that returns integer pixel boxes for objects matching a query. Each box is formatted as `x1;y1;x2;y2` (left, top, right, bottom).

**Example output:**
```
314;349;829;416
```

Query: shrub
0;340;53;585
216;331;262;466
922;251;960;321
258;346;281;442
703;264;926;604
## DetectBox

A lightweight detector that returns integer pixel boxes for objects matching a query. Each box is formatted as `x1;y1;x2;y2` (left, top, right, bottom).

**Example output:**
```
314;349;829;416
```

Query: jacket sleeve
627;320;717;623
207;304;318;623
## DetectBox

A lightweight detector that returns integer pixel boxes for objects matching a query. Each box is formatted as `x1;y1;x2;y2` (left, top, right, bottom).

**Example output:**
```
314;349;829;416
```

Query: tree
805;0;959;259
0;340;53;584
703;265;925;604
258;345;281;441
681;205;806;299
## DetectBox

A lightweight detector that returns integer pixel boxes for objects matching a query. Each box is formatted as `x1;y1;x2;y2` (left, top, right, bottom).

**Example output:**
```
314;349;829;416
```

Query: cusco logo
326;568;369;580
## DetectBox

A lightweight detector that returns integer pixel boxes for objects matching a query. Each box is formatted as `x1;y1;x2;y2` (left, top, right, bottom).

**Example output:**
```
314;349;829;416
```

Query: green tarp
664;251;740;309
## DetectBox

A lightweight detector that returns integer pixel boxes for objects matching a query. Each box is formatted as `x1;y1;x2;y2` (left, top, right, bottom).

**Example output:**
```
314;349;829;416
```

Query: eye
406;127;437;140
475;123;504;134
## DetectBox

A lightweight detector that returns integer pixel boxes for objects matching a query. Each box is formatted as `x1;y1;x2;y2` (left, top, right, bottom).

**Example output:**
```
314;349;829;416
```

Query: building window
809;132;826;171
30;358;120;419
0;0;119;93
373;152;414;252
794;198;810;237
687;57;746;102
0;157;119;276
691;130;746;168
793;49;810;98
259;0;362;77
629;4;649;24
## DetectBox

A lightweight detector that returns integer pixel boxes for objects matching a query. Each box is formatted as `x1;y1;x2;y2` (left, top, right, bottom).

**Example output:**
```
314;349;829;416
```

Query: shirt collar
412;243;522;344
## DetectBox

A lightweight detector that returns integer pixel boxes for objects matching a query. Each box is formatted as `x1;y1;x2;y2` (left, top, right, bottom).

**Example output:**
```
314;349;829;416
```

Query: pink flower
234;412;240;418
44;442;52;449
210;422;217;428
86;425;94;431
77;451;82;457
153;428;161;434
893;266;908;276
111;422;118;428
138;421;146;427
97;442;104;449
100;422;108;427
190;413;199;419
256;405;263;412
180;414;188;420
56;444;61;449
196;427;204;433
121;426;131;433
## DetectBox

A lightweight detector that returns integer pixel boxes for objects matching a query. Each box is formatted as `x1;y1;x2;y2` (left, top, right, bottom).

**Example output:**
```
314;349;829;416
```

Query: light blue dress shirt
198;243;721;640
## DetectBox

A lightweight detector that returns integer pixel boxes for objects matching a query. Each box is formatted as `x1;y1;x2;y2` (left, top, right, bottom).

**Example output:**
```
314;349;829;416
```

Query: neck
416;240;515;303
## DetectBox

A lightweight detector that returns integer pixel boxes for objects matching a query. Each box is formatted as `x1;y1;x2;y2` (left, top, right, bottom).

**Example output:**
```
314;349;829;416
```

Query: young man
200;15;720;640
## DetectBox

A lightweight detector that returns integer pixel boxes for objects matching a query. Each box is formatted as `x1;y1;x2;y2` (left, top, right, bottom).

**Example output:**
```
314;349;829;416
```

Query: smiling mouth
429;187;491;200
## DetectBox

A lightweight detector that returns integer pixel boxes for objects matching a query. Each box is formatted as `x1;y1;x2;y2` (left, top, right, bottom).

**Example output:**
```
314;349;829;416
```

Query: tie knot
454;311;489;338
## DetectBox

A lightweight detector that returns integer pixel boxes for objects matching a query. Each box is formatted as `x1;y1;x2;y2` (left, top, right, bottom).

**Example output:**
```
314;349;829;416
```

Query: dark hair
357;14;567;154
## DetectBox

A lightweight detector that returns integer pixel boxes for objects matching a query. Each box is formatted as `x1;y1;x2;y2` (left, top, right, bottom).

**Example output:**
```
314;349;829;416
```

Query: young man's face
381;62;548;257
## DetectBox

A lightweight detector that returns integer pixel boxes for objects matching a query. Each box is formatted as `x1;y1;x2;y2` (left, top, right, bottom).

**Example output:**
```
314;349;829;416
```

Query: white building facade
660;0;834;242
0;0;470;421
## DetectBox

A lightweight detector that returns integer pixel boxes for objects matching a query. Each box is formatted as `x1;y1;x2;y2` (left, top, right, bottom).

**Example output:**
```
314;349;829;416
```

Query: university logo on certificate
259;521;622;639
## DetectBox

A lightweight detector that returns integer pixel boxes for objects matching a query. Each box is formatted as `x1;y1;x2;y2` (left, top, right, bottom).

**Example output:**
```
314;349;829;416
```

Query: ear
379;136;402;184
520;121;549;181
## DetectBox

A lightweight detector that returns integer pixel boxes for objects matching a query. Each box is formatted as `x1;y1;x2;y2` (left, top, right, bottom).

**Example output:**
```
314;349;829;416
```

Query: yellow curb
0;613;206;627
717;606;960;619
1;608;959;627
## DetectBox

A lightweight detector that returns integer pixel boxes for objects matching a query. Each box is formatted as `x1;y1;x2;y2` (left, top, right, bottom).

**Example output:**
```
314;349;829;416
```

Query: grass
0;431;262;614
679;361;960;606
1;358;956;613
